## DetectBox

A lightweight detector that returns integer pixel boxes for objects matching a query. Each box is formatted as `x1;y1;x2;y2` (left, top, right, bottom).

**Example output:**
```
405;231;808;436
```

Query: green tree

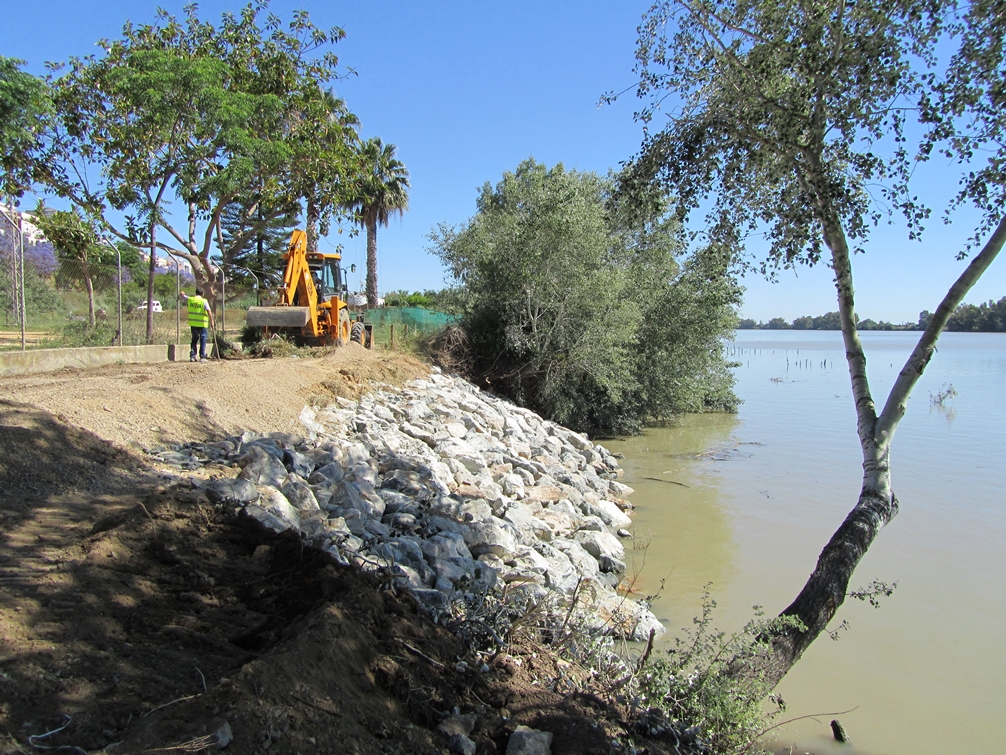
812;311;842;330
0;234;61;318
431;158;739;435
219;196;298;292
342;137;410;308
293;88;361;257
45;2;359;336
30;202;113;327
384;290;433;308
618;0;1005;688
0;57;53;198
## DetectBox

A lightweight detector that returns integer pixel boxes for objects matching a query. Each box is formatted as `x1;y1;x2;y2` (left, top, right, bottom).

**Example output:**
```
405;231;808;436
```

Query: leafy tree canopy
431;158;740;435
30;201;111;266
617;0;948;272
342;137;409;308
0;56;53;197
44;1;360;297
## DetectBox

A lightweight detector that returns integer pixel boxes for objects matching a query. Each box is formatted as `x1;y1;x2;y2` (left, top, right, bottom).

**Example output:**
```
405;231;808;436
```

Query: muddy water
606;330;1006;755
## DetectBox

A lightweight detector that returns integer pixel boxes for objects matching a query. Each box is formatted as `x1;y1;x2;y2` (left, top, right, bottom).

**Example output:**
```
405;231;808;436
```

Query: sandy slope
0;348;636;755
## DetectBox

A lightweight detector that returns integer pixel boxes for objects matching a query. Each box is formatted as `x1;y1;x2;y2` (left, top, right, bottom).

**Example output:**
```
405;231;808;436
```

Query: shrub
429;159;741;435
632;591;805;754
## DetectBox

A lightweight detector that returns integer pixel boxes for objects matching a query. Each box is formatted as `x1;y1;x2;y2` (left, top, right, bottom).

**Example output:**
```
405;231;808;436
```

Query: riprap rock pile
157;368;664;641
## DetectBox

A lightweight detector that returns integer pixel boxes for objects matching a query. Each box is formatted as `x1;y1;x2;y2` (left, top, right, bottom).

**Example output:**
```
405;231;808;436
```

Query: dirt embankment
0;347;641;755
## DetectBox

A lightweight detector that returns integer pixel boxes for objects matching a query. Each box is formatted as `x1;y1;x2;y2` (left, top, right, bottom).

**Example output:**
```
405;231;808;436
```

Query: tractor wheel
337;308;351;346
350;321;365;345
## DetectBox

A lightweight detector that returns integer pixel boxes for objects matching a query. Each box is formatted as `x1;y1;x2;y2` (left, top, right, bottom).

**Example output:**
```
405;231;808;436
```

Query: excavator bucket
246;306;311;328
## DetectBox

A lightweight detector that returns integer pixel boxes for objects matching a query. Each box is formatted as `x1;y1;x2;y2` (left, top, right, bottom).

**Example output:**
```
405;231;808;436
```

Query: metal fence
2;206;449;353
0;206;207;351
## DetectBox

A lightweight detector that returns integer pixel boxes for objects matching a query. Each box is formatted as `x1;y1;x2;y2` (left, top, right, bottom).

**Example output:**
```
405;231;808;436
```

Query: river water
605;330;1006;755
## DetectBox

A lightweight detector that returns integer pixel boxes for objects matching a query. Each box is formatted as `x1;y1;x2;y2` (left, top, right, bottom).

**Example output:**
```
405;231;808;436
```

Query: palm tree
343;138;409;308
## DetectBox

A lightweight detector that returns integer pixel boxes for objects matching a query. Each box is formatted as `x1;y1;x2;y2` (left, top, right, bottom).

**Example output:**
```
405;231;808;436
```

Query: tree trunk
256;201;264;305
735;213;1006;691
747;480;898;690
306;195;319;255
366;212;378;309
83;259;96;327
146;222;156;343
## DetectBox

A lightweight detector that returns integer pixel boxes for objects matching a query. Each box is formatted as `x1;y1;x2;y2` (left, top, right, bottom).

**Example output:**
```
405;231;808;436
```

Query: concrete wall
0;344;174;377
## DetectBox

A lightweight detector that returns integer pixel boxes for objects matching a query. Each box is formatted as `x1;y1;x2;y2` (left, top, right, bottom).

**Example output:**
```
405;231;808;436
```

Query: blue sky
3;0;1003;323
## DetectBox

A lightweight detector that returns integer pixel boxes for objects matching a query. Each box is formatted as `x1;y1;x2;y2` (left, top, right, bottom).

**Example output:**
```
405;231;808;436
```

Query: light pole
172;255;180;346
230;265;259;305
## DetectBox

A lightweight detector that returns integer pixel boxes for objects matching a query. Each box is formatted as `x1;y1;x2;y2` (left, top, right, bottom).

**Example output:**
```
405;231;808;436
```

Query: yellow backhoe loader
245;230;361;346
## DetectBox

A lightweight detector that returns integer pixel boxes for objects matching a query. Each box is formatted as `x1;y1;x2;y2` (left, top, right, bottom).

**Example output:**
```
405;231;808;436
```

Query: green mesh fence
360;307;456;346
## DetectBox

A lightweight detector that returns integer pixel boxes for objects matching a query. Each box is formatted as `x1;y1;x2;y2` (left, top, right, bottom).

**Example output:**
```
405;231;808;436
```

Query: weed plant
246;333;299;358
436;576;807;754
41;321;119;348
630;590;805;754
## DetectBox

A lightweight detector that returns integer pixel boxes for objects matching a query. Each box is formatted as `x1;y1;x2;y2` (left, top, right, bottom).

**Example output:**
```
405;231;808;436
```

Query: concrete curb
0;344;175;377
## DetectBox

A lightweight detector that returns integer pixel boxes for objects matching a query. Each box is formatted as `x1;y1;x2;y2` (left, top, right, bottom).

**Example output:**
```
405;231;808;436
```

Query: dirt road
2;343;429;455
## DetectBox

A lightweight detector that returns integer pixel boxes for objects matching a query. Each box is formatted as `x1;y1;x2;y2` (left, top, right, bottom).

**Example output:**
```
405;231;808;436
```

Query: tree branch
875;214;1006;444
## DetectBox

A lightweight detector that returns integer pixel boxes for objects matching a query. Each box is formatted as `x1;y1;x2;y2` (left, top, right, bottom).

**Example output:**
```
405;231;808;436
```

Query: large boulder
237;446;289;487
432;555;497;593
421;531;473;564
506;726;553;755
281;477;320;513
465;517;518;559
258;486;301;528
573;530;625;562
206;477;260;505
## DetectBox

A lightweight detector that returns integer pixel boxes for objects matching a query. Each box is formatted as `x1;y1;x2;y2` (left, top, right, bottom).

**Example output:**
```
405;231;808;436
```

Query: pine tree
219;197;299;296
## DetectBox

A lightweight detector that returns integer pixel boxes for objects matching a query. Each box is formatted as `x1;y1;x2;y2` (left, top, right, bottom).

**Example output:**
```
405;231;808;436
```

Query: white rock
593;499;632;529
573;530;625;562
608;480;635;498
433;555;497;593
465;517;518;559
244;504;293;534
299;405;326;436
401;422;437;447
258;486;301;528
506;725;553;755
551;539;599;579
532;543;579;594
421;532;473;563
444;421;468;439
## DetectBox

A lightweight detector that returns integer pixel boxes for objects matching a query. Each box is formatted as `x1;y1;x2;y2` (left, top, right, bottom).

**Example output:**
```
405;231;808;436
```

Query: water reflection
607;413;740;627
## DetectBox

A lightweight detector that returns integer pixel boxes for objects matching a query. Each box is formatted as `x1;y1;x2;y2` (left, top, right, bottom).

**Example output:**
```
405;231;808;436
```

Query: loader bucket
246;306;311;328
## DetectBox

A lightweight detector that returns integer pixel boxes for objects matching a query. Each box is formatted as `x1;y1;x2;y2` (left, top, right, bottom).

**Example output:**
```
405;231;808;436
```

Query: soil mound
0;351;638;755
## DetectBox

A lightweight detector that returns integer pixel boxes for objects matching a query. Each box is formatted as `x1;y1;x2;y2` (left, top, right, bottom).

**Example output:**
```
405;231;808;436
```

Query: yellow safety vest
187;296;210;328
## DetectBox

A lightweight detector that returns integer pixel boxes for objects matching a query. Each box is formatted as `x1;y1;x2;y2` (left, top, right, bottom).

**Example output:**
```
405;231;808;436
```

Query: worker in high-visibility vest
179;287;216;362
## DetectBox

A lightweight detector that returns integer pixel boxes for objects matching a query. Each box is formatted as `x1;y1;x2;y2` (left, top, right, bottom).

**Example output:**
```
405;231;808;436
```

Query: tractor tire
337;308;351;346
350;321;365;345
